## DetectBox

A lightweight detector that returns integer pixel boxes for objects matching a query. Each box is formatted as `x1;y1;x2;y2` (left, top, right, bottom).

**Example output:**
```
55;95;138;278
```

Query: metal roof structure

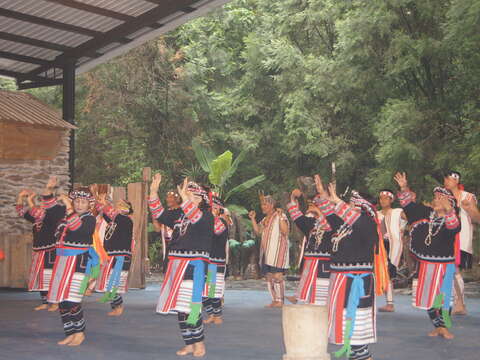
0;0;229;90
0;90;76;128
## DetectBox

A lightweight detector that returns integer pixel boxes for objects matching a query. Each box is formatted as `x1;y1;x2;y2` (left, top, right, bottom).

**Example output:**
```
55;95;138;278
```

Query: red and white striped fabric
156;258;190;314
47;255;86;304
327;272;376;346
412;261;452;310
95;257;129;294
295;258;329;305
28;251;47;291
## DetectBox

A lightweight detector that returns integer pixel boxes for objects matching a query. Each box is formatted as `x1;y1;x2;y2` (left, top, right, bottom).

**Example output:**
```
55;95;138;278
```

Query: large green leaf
226;204;249;216
221;148;247;187
209;151;233;186
192;138;216;173
224;174;266;201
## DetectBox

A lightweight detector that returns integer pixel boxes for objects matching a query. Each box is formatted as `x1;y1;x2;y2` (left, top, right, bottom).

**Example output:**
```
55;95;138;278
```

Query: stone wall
0;130;70;236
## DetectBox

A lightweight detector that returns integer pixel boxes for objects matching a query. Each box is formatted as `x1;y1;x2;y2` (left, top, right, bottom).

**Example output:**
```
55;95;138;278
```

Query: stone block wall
0;131;71;235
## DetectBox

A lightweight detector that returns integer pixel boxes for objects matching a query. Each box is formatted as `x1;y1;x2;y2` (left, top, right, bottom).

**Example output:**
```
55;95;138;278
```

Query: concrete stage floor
1;285;479;360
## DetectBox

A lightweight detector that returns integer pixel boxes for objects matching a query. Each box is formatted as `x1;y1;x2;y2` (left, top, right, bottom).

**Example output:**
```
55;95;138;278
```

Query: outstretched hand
177;178;189;202
290;189;302;202
314;174;328;199
394;172;408;190
248;210;256;221
327;182;341;204
150;173;162;197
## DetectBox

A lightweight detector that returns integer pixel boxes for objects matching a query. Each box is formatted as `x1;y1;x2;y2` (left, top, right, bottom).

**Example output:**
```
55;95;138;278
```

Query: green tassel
91;264;100;280
208;283;216;298
334;320;352;358
79;275;90;294
442;308;452;328
186;303;202;325
99;291;111;303
433;293;444;309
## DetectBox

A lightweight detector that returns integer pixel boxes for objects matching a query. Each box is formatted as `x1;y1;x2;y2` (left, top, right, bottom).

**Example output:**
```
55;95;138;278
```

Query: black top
327;212;377;272
23;195;66;251
103;213;134;257
209;217;229;262
402;202;460;263
293;214;341;258
57;212;96;250
155;207;183;244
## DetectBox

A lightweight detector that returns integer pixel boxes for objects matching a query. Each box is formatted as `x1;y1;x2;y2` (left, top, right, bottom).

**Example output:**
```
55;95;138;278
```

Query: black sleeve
23;212;35;224
293;215;316;237
403;202;430;224
157;209;181;229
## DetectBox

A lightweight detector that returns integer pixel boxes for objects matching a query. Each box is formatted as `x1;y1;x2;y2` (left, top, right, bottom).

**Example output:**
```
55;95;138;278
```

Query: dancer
16;176;65;311
443;170;477;315
94;193;134;316
316;175;382;360
286;188;341;305
47;188;98;346
149;174;214;357
377;189;406;312
249;194;290;308
395;172;460;339
203;194;230;325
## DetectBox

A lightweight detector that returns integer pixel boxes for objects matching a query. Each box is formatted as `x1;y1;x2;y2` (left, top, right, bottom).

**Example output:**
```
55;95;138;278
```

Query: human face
166;194;179;208
443;176;458;191
379;194;393;209
261;201;274;215
115;200;131;214
73;198;90;214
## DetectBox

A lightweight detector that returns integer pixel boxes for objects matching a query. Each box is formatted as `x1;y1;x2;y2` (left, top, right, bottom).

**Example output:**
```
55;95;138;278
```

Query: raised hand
248;210;256;221
176;178;189;202
394;172;408;190
46;176;57;190
327;182;341;204
314;174;328;198
18;189;30;198
150;173;162;197
290;188;302;202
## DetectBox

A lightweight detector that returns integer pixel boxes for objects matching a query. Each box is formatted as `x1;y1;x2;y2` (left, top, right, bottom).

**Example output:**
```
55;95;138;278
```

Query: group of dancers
15;169;479;359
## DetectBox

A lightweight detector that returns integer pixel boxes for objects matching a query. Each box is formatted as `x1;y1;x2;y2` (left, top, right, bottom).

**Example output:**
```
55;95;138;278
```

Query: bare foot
452;305;467;316
193;341;206;357
285;296;298;304
48;304;59;312
176;345;194;356
428;328;441;337
438;327;455;340
84;289;93;297
203;315;215;324
212;316;223;325
378;304;395;313
57;335;74;345
34;304;48;311
67;332;85;346
107;306;124;316
271;301;283;308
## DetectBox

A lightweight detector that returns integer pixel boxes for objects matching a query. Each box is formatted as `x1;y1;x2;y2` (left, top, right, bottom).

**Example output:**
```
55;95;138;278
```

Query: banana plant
190;138;265;210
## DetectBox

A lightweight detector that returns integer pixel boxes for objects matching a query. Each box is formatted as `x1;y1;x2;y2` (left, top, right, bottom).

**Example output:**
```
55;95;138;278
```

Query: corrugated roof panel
6;61;38;74
0;39;61;60
0;90;76;129
77;0;157;17
0;0;123;32
0;16;92;47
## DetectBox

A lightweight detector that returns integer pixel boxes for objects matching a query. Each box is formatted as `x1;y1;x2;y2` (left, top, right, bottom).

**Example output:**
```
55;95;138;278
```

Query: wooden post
0;233;32;288
111;186;127;203
127;168;150;289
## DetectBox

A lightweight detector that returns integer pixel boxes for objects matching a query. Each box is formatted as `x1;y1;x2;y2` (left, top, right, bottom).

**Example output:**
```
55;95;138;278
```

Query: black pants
350;345;371;360
40;291;48;304
59;301;85;336
428;307;451;328
111;294;123;309
177;312;204;345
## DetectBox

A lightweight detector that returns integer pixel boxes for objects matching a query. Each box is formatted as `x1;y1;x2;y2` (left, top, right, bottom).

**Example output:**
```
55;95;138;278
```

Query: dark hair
124;200;134;215
358;191;377;206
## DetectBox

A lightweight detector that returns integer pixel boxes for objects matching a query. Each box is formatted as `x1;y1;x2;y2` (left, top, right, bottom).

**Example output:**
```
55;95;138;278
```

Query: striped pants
59;301;85;336
202;297;222;317
178;312;204;345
